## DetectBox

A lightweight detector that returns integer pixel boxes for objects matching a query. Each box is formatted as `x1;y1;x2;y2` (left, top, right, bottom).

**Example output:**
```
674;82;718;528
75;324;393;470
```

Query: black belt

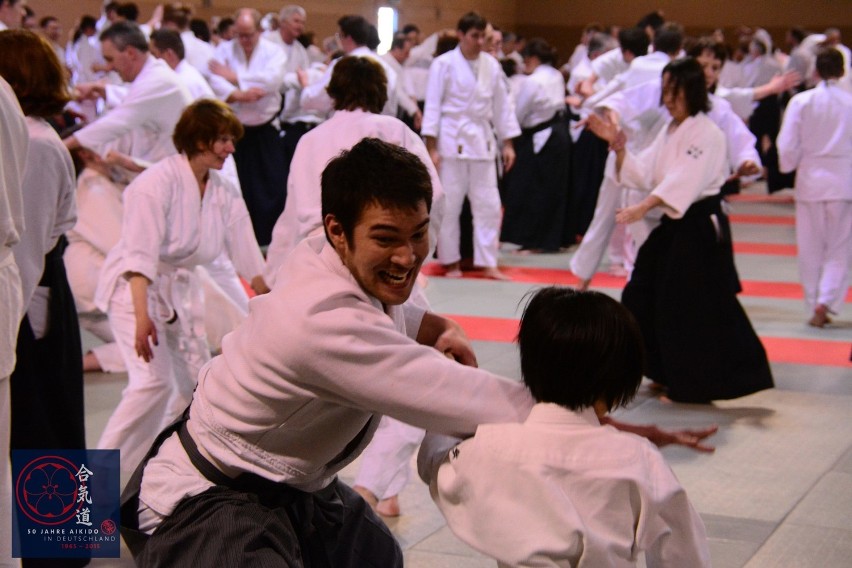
521;111;566;137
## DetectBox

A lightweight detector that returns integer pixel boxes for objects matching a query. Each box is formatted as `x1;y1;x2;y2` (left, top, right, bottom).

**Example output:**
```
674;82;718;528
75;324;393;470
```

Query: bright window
376;7;397;55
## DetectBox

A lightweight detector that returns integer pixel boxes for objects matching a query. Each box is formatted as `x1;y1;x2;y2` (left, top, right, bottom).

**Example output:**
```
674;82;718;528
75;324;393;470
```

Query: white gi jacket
75;56;192;164
601;81;760;175
264;109;444;286
175;59;214;100
424;403;711;568
300;47;399;118
589;47;629;85
261;33;318;124
13;118;77;333
619;113;727;219
64;169;124;314
514;64;566;153
584;51;670;111
421;47;521;160
381;52;420;117
208;38;286;126
180;30;215;76
138;234;534;530
95;154;264;328
777;80;852;202
0;77;28;378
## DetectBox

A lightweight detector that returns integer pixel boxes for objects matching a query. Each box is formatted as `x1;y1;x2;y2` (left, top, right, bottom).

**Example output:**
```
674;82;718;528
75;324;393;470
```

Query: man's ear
324;214;346;250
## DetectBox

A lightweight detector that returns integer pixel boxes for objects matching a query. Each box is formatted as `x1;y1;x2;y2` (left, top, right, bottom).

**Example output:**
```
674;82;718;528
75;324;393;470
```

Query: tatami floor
84;183;852;567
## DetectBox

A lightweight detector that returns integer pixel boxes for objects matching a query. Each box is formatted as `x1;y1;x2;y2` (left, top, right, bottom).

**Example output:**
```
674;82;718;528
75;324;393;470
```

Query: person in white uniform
422;11;521;280
264;58;445;516
588;58;773;403
208;8;286;246
265;56;442;285
65;21;193;167
419;287;711;568
571;38;764;289
123;138;716;566
95;99;268;475
0;73;27;568
299;14;398;119
160;3;214;76
149;28;214;100
777;48;852;327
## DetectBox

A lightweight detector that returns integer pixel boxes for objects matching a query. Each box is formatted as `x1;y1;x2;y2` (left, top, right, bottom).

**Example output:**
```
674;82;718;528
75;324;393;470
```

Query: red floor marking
445;314;852;368
726;194;795;204
729;214;795;226
423;263;852;302
733;242;797;256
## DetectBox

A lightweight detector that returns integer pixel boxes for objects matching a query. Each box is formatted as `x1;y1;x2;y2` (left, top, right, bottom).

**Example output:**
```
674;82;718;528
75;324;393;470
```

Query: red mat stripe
733;242;797;256
446;314;852;368
729;214;795;226
422;264;852;302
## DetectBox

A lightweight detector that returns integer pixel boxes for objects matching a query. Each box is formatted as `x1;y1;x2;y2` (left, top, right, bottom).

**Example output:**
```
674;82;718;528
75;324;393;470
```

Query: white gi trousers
98;278;210;474
437;158;502;268
796;200;852;314
353;416;425;499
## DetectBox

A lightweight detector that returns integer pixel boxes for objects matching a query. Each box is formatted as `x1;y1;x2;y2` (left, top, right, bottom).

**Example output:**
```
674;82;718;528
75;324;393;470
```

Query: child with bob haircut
419;286;711;567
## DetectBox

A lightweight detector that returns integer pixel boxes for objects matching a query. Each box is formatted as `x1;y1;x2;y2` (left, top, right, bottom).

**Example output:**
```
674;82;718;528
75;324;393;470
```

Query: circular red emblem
101;519;117;535
15;456;82;526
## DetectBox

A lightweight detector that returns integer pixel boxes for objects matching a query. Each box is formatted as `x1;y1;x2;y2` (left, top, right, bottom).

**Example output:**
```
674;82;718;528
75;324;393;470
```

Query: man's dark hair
216;17;234;36
815;47;844;79
518;287;645;411
661;57;710;115
521;37;556;66
116;2;139;22
150;28;185;60
190;18;210;42
74;15;98;42
390;32;407;51
367;24;380;50
653;23;683;55
163;4;190;29
686;36;728;64
322;138;433;243
788;26;807;45
39;16;58;28
337;14;370;47
618;27;650;59
401;23;419;35
327;56;387;113
457;12;486;34
100;21;149;52
636;10;665;32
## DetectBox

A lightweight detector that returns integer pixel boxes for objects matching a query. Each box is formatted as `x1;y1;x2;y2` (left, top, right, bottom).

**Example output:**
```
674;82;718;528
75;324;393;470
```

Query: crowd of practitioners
1;0;850;565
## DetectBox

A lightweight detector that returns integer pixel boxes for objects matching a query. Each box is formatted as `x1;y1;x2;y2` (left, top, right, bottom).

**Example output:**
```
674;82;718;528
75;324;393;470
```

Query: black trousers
233;122;288;246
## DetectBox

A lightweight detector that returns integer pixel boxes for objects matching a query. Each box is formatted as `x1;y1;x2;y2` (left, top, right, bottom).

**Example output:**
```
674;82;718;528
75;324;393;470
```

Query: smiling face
326;200;430;306
695;48;723;90
194;134;236;171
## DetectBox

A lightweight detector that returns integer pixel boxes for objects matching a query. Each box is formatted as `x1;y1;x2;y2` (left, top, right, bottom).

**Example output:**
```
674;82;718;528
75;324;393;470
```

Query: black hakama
232;122;288;247
566;127;609;243
622;195;774;403
500;117;572;252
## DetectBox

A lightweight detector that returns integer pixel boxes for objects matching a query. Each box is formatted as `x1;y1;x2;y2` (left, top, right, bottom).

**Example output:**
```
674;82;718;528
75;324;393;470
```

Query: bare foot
353;485;378;509
375;495;400;517
808;304;832;328
481;267;510;281
83;351;103;373
443;262;462;278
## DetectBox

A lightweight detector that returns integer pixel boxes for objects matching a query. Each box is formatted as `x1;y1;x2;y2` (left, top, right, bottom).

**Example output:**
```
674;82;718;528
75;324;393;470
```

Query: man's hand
501;140;516;173
602;417;718;453
135;313;158;362
228;87;266;103
615;203;645;224
434;324;478;367
736;160;761;177
209;59;238;85
74;82;106;101
412;109;423;132
250;275;270;295
296;67;309;89
586;113;619;145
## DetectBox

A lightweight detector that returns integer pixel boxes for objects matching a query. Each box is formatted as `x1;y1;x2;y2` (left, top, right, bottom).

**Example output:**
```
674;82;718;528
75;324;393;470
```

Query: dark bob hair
517;287;645;412
661;57;711;116
321;138;432;243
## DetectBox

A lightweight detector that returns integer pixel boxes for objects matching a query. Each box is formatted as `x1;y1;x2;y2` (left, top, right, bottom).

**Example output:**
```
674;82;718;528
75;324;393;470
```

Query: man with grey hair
208;8;286;246
262;5;323;195
64;21;192;167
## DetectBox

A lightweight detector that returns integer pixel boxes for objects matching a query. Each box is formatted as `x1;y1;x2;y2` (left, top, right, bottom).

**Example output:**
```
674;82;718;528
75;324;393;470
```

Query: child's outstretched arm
601;417;718;453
